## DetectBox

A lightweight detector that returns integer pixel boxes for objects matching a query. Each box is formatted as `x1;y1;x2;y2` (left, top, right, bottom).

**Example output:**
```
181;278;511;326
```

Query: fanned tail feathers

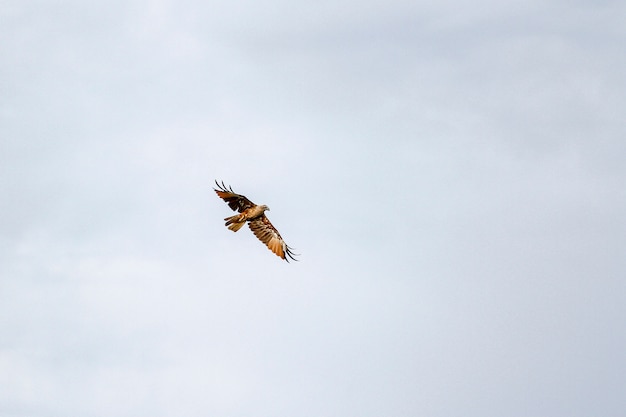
224;215;246;232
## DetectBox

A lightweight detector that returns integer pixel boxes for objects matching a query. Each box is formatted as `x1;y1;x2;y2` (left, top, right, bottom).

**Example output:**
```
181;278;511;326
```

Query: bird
213;180;298;262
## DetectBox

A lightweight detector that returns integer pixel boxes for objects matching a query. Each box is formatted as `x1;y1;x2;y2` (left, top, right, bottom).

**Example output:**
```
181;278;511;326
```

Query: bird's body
223;204;269;231
214;181;297;262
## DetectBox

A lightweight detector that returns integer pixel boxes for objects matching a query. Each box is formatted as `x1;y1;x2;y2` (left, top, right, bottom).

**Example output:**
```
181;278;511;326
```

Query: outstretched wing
214;180;256;212
248;216;298;262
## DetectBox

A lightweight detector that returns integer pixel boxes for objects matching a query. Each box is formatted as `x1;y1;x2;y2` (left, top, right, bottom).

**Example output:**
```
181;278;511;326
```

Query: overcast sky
2;1;626;416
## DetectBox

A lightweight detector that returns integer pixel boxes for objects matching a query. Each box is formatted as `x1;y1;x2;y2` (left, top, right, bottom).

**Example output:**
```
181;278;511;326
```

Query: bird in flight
213;181;298;262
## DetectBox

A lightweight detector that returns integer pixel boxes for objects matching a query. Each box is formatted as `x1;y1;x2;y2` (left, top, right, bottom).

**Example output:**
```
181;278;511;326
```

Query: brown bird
213;181;298;262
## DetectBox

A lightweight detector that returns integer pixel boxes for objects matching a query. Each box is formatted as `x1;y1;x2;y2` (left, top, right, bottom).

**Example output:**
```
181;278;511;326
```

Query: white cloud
2;0;625;416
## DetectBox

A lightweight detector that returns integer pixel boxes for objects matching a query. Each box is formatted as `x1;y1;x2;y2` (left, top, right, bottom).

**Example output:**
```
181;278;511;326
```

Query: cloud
2;0;626;416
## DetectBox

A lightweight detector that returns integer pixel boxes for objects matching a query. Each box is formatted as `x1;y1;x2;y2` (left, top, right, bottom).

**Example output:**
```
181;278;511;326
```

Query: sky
1;0;626;416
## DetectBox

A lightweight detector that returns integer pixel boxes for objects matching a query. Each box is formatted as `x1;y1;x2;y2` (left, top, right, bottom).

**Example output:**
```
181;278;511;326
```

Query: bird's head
261;204;270;212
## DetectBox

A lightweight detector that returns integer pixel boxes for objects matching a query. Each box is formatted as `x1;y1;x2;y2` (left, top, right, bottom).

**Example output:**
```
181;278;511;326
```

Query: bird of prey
213;181;298;262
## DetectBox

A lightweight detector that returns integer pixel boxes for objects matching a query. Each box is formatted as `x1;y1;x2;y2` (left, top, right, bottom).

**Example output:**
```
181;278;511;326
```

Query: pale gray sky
1;1;625;416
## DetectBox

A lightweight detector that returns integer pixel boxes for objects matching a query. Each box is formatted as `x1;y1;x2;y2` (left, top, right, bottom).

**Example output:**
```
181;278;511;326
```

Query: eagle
214;181;298;262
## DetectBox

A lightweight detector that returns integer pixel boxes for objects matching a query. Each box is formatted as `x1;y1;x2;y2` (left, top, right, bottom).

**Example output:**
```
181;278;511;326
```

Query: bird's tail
224;215;246;232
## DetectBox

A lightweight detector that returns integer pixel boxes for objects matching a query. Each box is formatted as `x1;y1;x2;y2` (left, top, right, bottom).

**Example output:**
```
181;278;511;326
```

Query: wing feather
213;180;256;212
248;216;298;262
